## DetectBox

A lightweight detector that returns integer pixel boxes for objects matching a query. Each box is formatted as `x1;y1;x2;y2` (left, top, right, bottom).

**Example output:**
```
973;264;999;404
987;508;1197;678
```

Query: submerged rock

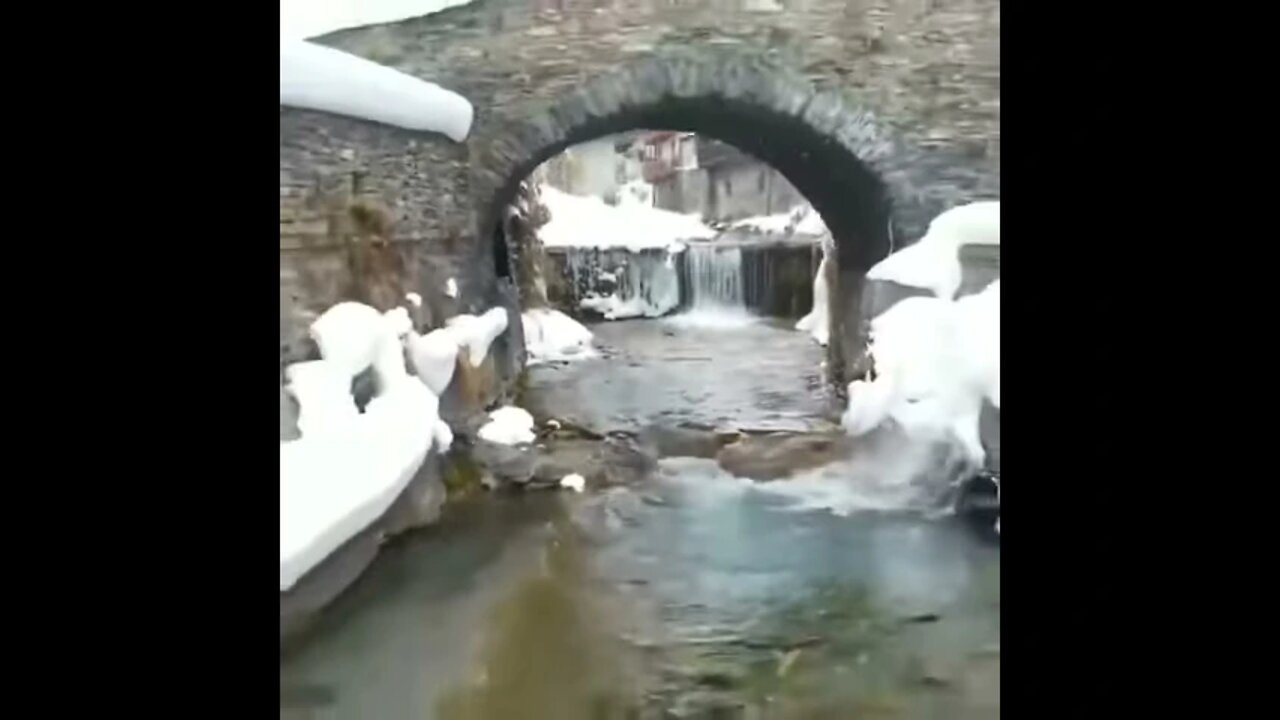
471;438;537;487
641;423;734;459
530;432;660;489
715;431;854;481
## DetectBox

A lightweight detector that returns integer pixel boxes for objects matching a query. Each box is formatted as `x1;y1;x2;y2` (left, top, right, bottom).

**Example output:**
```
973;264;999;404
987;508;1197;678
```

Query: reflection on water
282;460;999;719
281;311;997;719
437;520;642;720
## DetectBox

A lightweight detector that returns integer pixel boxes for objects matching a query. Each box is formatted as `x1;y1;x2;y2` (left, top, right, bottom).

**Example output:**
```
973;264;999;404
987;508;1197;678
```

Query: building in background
646;136;802;222
696;138;803;222
540;131;802;222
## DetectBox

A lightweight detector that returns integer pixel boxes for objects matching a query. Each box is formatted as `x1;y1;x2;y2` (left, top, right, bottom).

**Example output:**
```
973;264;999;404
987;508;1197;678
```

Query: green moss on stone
441;451;484;499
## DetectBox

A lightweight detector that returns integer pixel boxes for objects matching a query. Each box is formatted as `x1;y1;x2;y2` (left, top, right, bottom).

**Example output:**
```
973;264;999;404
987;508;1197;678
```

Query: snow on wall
866;201;999;300
280;39;474;141
539;185;714;250
309;301;385;380
522;308;596;364
732;204;830;236
446;308;510;367
281;301;445;591
405;327;461;395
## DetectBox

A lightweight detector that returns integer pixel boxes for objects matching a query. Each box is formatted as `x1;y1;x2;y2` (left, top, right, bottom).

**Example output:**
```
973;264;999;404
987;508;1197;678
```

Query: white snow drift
841;279;1000;468
560;473;586;493
281;302;446;591
280;39;473;141
522;308;596;364
733;204;829;236
539;186;715;251
404;326;461;395
478;406;536;445
446;308;510;367
839;200;1000;479
866;201;999;300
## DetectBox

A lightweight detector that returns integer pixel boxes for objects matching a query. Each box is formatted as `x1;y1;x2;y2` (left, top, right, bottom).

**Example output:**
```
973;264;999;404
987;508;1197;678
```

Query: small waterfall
683;244;745;312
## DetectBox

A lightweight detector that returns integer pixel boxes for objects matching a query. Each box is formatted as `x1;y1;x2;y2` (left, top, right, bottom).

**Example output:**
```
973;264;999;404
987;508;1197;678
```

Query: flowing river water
280;314;1000;719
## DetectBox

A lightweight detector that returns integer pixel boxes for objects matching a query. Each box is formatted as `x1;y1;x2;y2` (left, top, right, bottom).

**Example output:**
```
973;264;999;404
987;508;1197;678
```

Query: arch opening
485;95;894;279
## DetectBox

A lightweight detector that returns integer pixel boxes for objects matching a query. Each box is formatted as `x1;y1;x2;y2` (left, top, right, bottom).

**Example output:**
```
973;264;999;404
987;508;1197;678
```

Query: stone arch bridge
279;0;999;414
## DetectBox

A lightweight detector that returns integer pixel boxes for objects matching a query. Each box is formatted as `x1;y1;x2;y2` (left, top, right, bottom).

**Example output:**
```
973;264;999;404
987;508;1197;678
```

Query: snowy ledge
280;39;473;141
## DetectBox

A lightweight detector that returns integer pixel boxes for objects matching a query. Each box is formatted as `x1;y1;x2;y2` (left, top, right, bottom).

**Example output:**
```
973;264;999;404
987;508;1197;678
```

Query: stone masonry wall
281;0;999;391
318;0;999;232
279;109;523;418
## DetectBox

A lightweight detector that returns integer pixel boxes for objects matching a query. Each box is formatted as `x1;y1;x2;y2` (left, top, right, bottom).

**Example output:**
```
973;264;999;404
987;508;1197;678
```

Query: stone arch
472;48;908;280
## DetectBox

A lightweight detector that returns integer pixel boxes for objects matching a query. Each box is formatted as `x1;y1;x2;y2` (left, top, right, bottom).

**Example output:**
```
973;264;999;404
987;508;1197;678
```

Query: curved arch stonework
473;48;900;273
280;0;999;398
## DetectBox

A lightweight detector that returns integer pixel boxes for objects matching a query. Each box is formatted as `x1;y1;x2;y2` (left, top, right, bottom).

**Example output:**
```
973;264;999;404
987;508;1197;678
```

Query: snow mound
478;406;536;445
539;186;715;250
444;277;459;298
405;292;423;308
281;300;447;591
522;308;596;364
309;302;385;379
405;327;460;395
867;201;998;300
280;39;473;141
579;293;653;321
446;308;509;367
560;473;586;493
840;278;1000;467
280;379;439;591
285;361;360;437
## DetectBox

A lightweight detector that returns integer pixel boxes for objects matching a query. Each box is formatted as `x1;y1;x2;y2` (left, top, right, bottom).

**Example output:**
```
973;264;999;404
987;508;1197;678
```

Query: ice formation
477;406;536;445
733;204;829;236
280;39;473;141
446;308;510;367
444;278;459;299
560;473;586;493
866;201;999;300
522;308;596;364
281;300;446;591
579;293;665;321
795;235;836;346
539;186;714;250
840;278;1000;467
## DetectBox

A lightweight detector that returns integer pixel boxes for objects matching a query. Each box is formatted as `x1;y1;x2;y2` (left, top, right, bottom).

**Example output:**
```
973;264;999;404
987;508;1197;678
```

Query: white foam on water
662;307;759;329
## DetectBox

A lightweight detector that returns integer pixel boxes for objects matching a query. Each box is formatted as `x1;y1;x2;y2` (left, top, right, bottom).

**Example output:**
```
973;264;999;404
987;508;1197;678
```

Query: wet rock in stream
530;432;660;489
640;423;737;459
715;431;855;481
